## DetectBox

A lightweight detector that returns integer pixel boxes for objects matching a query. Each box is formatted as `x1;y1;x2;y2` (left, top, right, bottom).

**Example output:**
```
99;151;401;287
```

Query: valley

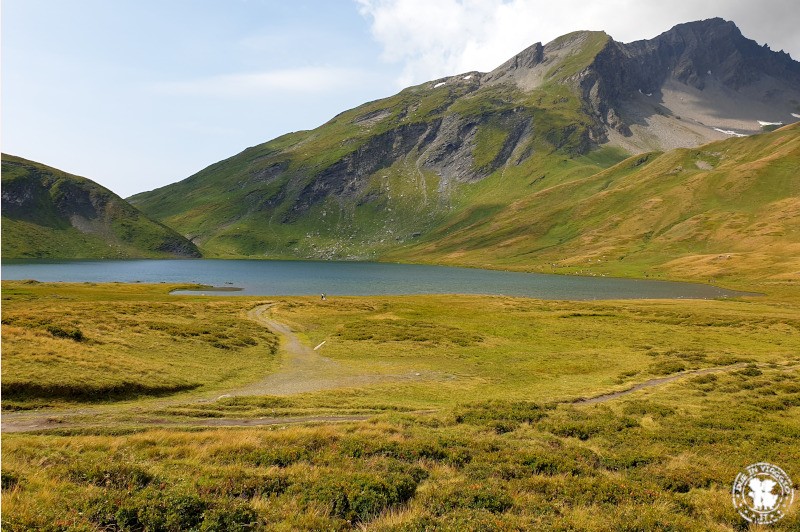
2;15;800;531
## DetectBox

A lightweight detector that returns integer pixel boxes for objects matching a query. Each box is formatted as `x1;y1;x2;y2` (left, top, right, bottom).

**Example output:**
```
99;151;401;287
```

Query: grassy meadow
2;280;800;530
1;282;278;410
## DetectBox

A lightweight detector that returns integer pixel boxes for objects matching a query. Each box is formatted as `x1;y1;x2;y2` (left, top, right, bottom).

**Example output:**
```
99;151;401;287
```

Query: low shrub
542;407;639;440
298;470;423;523
45;324;84;341
197;471;291;499
422;482;513;516
648;360;686;375
198;500;259;531
87;489;211;531
622;400;676;418
68;462;154;489
454;401;552;426
1;470;20;491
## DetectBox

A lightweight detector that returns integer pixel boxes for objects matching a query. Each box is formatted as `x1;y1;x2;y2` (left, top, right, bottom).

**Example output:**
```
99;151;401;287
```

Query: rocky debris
352;108;393;126
419;114;479;182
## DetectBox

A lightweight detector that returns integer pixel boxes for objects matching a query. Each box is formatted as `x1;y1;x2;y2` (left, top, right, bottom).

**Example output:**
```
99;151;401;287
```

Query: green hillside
1;154;200;259
129;31;619;260
391;123;800;281
128;24;800;283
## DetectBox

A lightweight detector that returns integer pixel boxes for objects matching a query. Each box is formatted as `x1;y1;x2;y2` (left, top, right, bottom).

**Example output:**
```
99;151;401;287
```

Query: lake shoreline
1;259;758;300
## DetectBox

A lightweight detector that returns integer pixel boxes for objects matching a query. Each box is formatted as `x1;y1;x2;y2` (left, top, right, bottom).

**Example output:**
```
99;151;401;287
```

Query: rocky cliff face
483;18;800;148
575;18;800;149
130;19;800;259
630;18;799;91
2;154;201;259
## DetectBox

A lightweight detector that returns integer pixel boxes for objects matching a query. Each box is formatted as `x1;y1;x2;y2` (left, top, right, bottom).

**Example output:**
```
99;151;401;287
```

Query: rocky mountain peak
495;41;545;73
629;17;800;90
571;18;800;152
131;20;800;260
484;30;610;91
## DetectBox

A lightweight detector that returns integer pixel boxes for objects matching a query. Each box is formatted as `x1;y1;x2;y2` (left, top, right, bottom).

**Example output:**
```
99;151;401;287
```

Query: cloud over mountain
357;0;800;86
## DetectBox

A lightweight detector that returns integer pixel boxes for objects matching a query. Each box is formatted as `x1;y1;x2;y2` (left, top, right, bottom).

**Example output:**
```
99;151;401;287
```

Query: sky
3;0;799;198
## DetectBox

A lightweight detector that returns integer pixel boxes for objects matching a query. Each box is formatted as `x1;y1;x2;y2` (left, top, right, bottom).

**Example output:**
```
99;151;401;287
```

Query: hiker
321;293;326;300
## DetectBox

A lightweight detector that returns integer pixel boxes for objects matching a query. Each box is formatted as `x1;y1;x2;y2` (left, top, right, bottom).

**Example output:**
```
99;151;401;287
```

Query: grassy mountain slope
129;31;619;259
392;123;800;282
1;154;200;259
129;21;800;283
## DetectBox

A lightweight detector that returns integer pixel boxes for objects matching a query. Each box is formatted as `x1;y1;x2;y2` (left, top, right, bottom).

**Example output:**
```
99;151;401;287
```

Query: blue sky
3;0;799;197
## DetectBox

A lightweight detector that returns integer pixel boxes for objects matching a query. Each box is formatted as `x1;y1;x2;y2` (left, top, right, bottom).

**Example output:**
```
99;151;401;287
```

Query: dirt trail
0;414;372;434
232;304;429;396
1;304;428;433
573;363;750;405
4;303;789;433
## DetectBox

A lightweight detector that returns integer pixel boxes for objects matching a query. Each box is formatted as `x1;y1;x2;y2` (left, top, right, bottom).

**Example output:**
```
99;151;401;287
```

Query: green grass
3;362;798;529
1;282;278;408
2;282;799;529
472;121;511;170
260;293;799;408
544;31;611;80
389;124;800;283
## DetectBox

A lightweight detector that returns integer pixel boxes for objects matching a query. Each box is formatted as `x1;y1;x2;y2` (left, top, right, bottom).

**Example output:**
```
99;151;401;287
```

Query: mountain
389;122;800;282
129;19;800;279
577;18;800;152
1;154;201;259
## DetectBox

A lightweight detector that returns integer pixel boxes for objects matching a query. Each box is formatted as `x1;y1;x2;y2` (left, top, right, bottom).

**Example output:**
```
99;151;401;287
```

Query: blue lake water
0;259;754;300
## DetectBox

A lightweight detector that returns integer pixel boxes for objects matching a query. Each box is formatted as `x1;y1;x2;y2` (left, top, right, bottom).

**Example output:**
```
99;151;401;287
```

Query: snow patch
791;113;800;119
433;82;446;88
713;127;747;138
463;75;472;80
758;120;783;126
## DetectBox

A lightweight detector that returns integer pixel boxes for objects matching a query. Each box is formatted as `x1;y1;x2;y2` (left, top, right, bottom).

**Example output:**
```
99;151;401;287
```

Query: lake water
0;259;754;300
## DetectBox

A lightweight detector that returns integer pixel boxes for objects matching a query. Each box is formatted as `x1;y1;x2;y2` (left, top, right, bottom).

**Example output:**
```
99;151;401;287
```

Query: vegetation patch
1;282;279;406
335;318;484;346
2;284;799;529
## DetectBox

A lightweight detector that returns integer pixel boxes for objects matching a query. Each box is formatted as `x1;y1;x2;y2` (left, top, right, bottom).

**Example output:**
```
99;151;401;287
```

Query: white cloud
151;66;371;97
356;0;800;87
